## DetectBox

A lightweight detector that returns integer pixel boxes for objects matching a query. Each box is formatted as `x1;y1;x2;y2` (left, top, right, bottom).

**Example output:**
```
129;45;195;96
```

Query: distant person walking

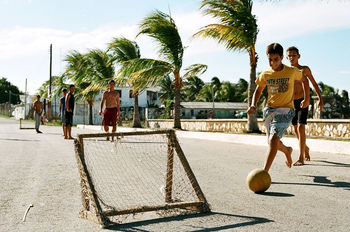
99;80;120;141
286;46;324;166
58;88;67;137
33;95;43;133
65;85;75;139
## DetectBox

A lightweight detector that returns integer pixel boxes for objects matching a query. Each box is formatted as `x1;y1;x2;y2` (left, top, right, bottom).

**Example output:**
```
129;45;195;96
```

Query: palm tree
217;81;235;102
183;76;205;101
108;37;143;127
124;10;207;129
65;49;116;125
196;85;214;102
194;0;260;132
158;74;176;105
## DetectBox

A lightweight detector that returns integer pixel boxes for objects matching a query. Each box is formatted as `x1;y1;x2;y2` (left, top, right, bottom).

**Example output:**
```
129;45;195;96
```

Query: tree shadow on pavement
0;138;39;142
106;211;273;231
273;175;350;191
305;160;350;168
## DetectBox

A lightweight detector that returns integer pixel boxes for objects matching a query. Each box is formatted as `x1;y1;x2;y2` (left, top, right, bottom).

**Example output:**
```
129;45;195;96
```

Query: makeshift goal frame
19;118;35;130
74;129;210;227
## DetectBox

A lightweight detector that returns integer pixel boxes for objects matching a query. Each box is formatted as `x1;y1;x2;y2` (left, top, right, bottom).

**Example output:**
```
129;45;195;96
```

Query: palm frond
196;0;258;51
108;37;141;63
183;64;208;80
138;10;183;69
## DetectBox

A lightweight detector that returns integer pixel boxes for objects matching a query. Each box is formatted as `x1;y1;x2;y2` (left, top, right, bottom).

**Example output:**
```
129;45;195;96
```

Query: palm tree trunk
88;101;93;125
247;47;260;132
173;71;182;129
133;91;141;128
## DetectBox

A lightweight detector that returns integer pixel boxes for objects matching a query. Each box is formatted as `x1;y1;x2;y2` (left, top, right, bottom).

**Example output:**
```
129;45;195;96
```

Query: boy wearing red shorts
99;80;120;141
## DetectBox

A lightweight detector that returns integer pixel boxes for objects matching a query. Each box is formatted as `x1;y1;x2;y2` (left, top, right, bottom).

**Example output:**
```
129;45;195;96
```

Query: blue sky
1;0;350;95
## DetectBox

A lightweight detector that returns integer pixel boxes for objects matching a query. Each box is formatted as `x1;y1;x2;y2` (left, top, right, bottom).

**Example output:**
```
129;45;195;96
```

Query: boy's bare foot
293;159;304;166
284;147;293;168
305;146;310;161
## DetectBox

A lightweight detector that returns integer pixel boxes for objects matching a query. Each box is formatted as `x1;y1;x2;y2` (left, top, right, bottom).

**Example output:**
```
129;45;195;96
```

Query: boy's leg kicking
264;107;295;172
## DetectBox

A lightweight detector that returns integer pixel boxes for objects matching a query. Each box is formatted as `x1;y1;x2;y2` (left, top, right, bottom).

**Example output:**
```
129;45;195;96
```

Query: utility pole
8;90;12;117
48;44;53;121
211;85;215;119
24;78;27;119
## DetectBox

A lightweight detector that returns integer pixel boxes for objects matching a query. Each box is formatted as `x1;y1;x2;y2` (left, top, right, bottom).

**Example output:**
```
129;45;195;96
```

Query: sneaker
36;130;43;133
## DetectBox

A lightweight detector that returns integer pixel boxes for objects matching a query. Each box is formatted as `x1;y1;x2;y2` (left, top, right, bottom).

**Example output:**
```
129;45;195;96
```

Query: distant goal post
19;118;35;130
74;129;210;227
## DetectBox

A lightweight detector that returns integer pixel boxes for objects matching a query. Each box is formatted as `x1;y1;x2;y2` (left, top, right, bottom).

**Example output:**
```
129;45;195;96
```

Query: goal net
74;129;210;227
19;118;35;130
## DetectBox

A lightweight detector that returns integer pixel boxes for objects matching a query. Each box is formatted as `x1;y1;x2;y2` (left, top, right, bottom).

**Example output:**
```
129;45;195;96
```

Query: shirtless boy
33;95;43;133
99;80;120;141
287;46;324;166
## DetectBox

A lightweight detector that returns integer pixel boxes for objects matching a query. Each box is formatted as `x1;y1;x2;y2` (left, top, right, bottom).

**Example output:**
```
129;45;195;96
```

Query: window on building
129;90;133;98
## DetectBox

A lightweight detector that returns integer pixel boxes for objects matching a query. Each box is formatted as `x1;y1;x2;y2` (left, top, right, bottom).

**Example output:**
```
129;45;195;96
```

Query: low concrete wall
147;119;350;139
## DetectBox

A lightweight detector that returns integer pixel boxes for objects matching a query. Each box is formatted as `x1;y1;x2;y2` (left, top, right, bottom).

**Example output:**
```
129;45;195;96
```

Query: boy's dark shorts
65;111;73;127
292;98;308;125
103;108;117;126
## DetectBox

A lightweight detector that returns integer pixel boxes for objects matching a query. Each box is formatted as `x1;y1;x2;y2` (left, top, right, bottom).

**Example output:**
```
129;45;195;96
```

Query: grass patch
0;114;12;119
120;120;146;128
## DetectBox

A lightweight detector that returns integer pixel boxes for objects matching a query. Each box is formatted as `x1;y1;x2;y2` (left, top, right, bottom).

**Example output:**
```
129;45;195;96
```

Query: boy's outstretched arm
304;66;324;110
247;85;264;115
300;73;310;108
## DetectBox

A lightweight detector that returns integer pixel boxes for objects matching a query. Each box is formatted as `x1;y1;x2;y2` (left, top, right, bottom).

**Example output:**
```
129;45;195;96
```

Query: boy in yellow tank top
247;43;310;172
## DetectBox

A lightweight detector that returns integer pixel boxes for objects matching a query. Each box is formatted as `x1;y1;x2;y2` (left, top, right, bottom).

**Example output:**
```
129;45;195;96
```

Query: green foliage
195;0;258;52
138;10;184;69
159;99;174;119
195;76;248;102
0;77;22;104
183;76;205;101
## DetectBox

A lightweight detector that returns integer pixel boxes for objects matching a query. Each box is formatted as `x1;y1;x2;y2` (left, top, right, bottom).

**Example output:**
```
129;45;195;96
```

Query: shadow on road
106;211;273;231
273;175;350;191
306;160;350;168
0;138;39;142
258;191;294;197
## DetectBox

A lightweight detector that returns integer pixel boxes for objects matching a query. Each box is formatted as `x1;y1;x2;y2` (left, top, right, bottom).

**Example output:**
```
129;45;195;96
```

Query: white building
73;86;162;125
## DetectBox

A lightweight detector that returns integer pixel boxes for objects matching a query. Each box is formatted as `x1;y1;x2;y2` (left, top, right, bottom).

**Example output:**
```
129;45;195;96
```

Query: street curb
76;124;350;155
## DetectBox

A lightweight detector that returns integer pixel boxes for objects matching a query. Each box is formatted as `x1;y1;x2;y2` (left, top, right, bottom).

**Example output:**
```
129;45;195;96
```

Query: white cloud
339;70;350;75
2;1;350;93
254;0;350;43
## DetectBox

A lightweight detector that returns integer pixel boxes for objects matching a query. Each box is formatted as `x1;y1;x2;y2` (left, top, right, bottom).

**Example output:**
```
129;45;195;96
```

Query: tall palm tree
108;37;143;127
194;0;260;132
121;10;207;129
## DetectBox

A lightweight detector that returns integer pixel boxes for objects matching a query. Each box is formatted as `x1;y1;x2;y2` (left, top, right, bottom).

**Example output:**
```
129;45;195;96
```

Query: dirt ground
1;117;350;232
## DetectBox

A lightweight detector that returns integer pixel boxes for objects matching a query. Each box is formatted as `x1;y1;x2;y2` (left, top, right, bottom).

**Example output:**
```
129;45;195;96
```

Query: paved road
1;118;350;231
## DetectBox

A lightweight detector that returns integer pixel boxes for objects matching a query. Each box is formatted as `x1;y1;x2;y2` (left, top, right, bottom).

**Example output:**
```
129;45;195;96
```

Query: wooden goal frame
74;129;210;227
19;118;35;130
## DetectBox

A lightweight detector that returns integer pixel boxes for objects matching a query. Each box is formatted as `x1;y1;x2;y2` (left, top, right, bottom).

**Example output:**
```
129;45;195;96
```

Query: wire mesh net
76;130;207;225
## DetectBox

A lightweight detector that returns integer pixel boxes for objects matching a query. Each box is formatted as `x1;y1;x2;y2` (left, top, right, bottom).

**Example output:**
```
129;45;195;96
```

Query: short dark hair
109;80;115;84
286;46;299;55
266;43;283;56
69;84;75;89
37;95;40;98
62;88;67;92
